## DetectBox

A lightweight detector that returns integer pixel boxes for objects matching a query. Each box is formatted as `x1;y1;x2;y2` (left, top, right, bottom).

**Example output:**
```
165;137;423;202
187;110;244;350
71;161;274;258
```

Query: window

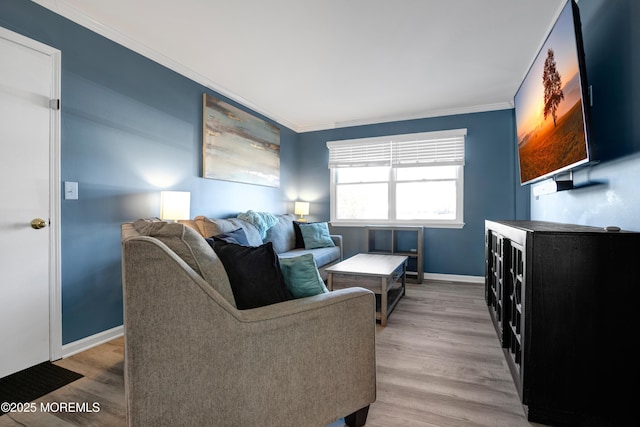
327;129;466;228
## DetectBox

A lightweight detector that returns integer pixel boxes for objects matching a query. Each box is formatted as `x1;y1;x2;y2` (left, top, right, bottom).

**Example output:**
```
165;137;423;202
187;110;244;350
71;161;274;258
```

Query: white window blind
327;139;391;168
327;129;466;168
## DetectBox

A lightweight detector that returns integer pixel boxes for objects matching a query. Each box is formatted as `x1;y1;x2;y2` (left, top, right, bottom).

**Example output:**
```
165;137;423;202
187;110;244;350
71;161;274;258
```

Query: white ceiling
33;0;566;132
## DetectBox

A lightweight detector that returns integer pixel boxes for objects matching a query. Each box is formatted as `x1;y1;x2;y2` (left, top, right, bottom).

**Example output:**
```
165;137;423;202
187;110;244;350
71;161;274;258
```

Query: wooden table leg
327;272;333;291
402;260;406;296
380;276;387;327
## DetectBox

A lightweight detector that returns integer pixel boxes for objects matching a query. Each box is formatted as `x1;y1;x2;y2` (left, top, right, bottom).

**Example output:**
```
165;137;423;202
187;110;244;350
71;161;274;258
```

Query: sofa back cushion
264;213;296;254
207;228;250;246
132;219;237;307
194;216;263;246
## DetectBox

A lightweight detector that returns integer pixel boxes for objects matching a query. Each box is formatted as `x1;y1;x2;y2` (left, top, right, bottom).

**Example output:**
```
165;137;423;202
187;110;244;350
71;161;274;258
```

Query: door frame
0;26;62;361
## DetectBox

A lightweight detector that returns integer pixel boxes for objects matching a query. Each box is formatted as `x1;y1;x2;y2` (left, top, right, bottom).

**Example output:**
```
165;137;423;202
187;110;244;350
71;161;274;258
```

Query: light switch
65;181;78;200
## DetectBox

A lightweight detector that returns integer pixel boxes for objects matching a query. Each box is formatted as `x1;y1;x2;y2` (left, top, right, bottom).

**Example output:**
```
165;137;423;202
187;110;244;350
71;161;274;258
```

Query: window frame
328;129;466;228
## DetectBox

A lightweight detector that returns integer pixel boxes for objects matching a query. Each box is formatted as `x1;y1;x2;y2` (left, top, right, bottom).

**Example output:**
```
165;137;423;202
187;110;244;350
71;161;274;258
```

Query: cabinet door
486;231;509;346
507;240;524;396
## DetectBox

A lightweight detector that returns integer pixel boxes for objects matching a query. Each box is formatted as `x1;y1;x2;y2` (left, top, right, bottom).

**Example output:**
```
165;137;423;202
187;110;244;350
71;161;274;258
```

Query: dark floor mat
0;362;83;415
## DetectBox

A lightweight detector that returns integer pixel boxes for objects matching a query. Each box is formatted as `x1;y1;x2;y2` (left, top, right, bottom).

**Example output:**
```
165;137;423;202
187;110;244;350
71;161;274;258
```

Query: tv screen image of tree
514;1;588;184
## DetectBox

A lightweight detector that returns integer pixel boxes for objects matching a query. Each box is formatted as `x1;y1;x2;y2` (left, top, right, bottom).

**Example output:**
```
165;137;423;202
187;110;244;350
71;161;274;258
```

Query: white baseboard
424;272;484;284
61;325;123;358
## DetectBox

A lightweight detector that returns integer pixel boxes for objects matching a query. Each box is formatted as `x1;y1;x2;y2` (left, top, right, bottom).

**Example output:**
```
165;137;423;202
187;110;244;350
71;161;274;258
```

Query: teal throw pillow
299;222;335;249
279;253;329;298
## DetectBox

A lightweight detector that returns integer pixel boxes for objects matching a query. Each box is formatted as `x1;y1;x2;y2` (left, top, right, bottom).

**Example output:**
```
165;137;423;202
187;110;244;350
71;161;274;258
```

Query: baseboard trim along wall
424;273;484;284
61;325;124;359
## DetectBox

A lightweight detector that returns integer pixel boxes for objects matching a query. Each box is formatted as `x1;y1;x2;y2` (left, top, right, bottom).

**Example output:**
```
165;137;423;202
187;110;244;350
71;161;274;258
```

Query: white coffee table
326;253;408;326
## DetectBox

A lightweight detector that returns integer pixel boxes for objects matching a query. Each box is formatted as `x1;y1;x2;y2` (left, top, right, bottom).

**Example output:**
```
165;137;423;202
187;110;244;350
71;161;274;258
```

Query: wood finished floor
0;281;547;427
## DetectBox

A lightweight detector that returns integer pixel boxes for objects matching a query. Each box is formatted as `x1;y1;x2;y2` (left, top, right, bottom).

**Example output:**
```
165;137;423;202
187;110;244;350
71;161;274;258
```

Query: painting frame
202;93;281;188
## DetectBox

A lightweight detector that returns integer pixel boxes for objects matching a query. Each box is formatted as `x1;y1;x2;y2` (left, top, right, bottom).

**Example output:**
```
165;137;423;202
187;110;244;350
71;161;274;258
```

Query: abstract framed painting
202;93;280;187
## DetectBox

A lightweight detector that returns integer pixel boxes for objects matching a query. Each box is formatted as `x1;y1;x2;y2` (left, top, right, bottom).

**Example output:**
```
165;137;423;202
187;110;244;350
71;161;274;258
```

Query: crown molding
296;101;514;133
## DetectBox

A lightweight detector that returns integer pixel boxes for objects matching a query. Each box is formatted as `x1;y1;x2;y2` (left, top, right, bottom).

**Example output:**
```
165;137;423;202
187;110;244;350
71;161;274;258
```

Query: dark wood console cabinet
485;220;639;426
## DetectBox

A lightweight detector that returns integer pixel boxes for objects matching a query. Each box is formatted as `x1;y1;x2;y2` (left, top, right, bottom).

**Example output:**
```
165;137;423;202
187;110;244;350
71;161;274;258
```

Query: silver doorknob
31;218;47;229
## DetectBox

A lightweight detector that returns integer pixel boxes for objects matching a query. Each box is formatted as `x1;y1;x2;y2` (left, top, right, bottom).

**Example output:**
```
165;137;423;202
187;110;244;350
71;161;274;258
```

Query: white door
0;27;61;378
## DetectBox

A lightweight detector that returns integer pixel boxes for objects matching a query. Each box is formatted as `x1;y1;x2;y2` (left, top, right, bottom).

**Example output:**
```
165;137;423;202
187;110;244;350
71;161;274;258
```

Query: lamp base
296;217;307;222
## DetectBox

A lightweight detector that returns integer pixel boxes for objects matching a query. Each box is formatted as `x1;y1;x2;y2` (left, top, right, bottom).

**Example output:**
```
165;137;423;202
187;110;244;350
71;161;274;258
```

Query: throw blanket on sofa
237;210;279;239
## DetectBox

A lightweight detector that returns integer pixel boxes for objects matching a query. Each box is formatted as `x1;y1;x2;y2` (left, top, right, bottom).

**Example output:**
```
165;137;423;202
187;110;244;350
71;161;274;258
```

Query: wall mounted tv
514;0;592;186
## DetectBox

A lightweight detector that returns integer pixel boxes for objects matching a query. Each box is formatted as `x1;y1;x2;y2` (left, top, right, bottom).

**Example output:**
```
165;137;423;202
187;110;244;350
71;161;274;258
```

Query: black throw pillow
212;240;292;309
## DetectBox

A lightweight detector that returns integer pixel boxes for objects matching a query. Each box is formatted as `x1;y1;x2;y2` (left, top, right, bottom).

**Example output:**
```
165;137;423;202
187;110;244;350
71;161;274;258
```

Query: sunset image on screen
514;2;588;184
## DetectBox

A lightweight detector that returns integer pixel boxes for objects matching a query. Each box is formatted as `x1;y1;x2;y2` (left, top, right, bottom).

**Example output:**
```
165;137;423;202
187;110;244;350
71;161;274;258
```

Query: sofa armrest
123;236;375;427
236;285;371;322
330;234;343;260
230;288;376;423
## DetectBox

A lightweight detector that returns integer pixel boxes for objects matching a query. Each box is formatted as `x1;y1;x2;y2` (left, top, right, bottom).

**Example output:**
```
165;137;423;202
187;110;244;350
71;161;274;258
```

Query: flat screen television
514;0;592;185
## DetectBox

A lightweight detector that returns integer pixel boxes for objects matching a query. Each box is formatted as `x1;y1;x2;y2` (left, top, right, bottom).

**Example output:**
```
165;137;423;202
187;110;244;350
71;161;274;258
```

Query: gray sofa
182;213;343;280
121;220;376;427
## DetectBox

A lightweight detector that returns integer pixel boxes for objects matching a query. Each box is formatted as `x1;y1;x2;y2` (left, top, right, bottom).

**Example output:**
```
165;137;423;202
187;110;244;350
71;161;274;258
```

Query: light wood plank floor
1;281;547;427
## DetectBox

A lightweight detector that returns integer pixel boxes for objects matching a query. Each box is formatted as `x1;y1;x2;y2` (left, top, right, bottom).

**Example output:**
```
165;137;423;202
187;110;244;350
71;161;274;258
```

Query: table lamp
294;201;310;222
160;191;191;222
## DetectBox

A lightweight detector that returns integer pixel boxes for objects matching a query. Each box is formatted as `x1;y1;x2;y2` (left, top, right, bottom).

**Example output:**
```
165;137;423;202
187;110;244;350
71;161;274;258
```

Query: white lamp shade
160;191;191;221
294;201;309;216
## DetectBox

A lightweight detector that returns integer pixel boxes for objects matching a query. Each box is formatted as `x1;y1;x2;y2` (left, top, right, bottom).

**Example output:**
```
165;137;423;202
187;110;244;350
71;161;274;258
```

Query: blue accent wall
1;0;299;344
530;0;640;230
9;0;630;344
298;110;530;277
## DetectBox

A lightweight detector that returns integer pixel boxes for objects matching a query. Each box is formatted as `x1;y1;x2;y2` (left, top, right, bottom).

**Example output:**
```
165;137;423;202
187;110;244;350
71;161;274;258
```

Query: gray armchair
121;222;376;427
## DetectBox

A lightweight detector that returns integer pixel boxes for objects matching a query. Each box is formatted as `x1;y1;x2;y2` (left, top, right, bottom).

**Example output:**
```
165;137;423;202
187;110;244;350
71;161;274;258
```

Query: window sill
329;221;465;229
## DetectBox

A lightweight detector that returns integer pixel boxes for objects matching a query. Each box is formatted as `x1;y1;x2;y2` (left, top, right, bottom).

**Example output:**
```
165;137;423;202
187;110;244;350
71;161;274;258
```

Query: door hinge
49;98;61;110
